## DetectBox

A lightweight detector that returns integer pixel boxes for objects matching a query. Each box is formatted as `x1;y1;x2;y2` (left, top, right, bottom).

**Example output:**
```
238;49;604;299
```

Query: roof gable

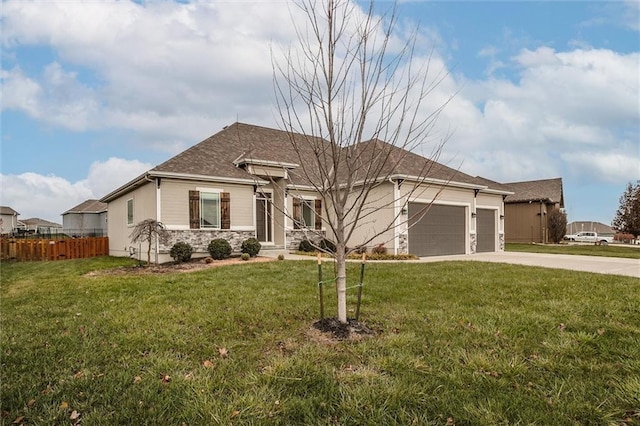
64;199;108;214
0;206;19;215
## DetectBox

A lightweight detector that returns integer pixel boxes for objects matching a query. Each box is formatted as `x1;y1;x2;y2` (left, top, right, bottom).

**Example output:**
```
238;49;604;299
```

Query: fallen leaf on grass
12;416;24;424
133;376;142;384
70;410;80;420
161;375;171;384
74;371;84;379
60;402;69;410
231;410;240;419
558;323;566;331
203;360;214;368
27;399;36;408
218;348;228;359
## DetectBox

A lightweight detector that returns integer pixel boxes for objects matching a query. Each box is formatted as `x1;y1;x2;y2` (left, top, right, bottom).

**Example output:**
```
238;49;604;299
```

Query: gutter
100;170;269;202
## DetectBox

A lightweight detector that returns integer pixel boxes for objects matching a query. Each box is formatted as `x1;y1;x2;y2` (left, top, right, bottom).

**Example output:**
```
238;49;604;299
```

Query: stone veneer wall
469;233;477;254
286;229;325;250
160;230;255;255
499;233;505;251
398;233;408;254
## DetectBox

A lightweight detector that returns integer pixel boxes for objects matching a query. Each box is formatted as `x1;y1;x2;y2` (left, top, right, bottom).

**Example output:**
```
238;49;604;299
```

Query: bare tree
129;219;168;266
273;0;454;323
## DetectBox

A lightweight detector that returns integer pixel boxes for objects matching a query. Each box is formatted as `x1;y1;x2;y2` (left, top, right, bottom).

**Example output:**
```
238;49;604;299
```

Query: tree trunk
335;241;347;323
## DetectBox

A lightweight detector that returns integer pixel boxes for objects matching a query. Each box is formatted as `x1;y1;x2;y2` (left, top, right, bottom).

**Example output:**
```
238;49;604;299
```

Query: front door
256;193;273;243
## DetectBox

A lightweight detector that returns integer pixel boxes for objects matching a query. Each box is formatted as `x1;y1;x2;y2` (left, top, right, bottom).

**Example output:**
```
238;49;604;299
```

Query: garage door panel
408;203;465;257
476;209;495;253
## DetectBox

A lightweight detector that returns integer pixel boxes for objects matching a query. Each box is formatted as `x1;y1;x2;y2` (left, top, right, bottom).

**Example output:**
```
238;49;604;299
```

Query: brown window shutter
315;199;322;230
189;190;200;229
221;192;231;229
293;197;301;230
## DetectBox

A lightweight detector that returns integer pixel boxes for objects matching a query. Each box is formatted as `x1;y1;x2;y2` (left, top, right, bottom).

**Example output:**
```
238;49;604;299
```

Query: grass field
506;243;640;259
1;257;639;425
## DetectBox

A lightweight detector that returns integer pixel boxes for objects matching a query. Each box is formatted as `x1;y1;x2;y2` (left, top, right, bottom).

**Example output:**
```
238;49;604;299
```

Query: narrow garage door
476;209;496;253
408;203;466;257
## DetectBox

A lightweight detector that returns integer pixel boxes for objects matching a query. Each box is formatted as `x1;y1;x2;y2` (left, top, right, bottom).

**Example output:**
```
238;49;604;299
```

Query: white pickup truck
564;231;613;245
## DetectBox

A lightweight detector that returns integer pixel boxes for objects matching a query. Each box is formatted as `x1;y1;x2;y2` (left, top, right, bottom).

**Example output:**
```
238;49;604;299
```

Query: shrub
319;238;336;253
614;233;635;243
241;253;250;261
277;254;285;261
207;239;232;260
548;209;567;244
354;245;367;254
372;243;387;255
169;242;193;263
298;239;314;252
241;238;262;257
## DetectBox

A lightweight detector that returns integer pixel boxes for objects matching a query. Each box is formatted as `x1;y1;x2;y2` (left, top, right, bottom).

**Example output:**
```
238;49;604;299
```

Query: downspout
539;200;543;244
156;177;161;264
391;178;400;255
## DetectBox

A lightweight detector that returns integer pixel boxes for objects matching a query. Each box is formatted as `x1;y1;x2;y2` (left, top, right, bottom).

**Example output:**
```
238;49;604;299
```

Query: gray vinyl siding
160;180;254;229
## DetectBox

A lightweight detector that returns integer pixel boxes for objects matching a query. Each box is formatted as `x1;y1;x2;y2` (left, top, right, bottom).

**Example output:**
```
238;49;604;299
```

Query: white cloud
1;0;300;146
438;47;640;184
0;158;152;223
0;0;638;193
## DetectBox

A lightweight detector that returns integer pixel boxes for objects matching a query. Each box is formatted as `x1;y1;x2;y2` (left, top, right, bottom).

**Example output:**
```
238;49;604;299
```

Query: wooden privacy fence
0;237;109;262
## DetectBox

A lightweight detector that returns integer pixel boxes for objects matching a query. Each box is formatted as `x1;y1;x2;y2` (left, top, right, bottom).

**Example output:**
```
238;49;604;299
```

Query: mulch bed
86;256;276;276
313;317;375;340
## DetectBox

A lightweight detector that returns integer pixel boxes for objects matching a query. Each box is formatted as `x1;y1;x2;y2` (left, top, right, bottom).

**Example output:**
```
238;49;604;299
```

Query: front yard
1;257;639;425
506;242;640;259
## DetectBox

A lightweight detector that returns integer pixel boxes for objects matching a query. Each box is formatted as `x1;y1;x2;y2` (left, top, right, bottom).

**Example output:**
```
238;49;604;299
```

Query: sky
1;0;639;226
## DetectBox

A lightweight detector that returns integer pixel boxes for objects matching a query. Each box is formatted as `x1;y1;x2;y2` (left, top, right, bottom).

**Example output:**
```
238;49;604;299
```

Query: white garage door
408;203;466;257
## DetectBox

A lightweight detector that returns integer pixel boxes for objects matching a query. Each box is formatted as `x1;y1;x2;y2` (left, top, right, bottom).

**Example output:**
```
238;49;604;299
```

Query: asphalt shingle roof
152;123;491;189
63;199;108;214
503;178;564;205
0;206;19;215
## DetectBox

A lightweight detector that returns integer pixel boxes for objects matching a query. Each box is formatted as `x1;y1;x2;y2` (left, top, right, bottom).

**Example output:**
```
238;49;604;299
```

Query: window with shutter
189;190;230;229
293;197;321;230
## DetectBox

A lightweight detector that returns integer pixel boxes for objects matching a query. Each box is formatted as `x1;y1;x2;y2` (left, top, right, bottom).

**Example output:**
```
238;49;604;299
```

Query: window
200;192;220;228
301;200;314;228
293;197;322;230
189;190;230;230
126;199;134;226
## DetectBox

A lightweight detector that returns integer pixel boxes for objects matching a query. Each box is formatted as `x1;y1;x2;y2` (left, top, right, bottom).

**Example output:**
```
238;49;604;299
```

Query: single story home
101;123;512;262
21;218;64;236
566;221;614;237
62;199;108;237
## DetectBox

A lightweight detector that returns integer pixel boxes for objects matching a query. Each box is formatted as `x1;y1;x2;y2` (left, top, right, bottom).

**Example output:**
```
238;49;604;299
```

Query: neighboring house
101;122;511;262
501;178;565;243
567;221;614;236
21;218;64;236
62;199;108;237
0;206;19;235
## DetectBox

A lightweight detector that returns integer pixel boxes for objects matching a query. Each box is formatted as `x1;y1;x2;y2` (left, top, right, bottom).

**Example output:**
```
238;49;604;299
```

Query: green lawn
1;257;639;425
506;242;640;259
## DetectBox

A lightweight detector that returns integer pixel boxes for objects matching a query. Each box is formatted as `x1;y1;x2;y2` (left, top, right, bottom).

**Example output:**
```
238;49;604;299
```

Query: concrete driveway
418;251;640;278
